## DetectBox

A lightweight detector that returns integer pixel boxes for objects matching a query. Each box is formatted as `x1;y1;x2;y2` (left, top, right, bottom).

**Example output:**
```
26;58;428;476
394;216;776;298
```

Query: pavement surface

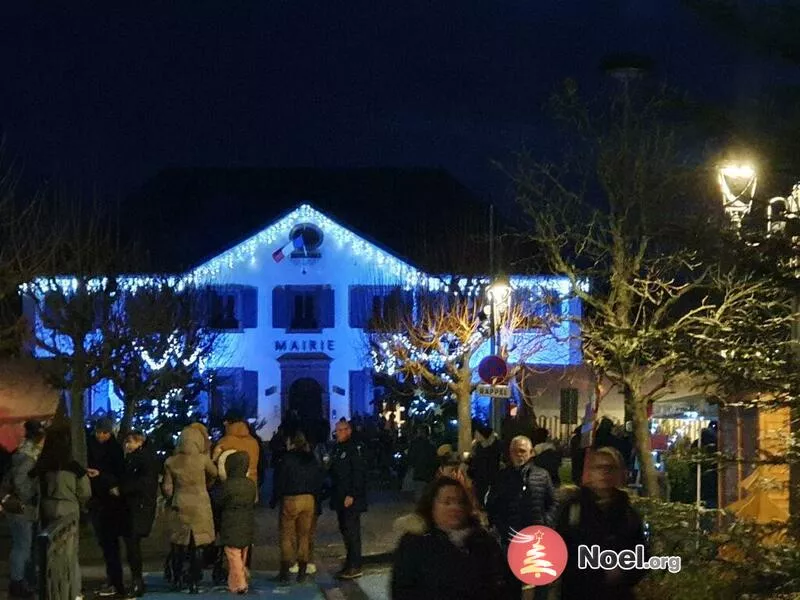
0;487;412;600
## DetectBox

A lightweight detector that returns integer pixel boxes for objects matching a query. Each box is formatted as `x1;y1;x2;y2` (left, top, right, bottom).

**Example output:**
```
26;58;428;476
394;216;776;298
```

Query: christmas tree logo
507;526;568;586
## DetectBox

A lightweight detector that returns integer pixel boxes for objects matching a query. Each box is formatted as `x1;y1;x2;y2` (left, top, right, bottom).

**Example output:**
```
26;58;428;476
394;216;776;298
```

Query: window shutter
320;287;335;329
243;370;259;418
272;287;289;328
348;287;364;328
241;287;258;328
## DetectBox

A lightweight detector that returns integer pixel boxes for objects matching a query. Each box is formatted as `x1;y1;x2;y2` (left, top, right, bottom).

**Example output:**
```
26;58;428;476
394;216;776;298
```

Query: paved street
0;489;411;600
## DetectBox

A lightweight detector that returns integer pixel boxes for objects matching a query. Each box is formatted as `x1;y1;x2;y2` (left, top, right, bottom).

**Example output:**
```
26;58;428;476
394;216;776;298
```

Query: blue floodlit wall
21;204;584;435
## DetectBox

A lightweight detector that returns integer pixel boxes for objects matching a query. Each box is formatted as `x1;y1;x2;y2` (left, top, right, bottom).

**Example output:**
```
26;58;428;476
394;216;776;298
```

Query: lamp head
717;163;757;227
487;275;511;302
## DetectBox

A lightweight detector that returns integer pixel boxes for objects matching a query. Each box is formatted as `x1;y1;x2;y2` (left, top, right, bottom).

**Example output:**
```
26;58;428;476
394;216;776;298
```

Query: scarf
445;526;472;548
18;439;41;462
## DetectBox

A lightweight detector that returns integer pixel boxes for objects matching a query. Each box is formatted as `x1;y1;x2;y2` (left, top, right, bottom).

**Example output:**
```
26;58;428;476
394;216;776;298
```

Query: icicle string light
18;204;587;298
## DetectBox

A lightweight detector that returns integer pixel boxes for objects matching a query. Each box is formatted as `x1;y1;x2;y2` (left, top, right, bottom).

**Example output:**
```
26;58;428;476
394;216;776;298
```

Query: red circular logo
506;526;568;586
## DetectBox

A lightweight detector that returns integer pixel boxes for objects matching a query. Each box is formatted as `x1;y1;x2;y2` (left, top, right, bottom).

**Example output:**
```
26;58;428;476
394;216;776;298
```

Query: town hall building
25;168;589;438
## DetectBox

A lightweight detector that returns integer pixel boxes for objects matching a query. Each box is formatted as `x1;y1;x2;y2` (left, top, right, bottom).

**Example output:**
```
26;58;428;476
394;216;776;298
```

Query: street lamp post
487;275;511;430
717;162;800;523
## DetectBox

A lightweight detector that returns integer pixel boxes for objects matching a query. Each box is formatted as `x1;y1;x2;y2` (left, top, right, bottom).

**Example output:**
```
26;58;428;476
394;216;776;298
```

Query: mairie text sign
477;384;511;398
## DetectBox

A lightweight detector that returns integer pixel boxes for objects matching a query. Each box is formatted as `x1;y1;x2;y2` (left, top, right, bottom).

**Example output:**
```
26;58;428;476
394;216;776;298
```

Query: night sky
1;1;799;201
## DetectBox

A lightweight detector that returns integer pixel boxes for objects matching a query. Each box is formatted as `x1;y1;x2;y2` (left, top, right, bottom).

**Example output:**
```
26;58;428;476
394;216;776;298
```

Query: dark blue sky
0;1;798;201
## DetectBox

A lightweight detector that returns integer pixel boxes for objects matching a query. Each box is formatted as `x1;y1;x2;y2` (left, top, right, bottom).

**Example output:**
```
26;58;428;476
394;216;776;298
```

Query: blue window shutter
349;286;369;328
320;287;335;329
272;287;289;328
243;370;259;418
241;287;258;328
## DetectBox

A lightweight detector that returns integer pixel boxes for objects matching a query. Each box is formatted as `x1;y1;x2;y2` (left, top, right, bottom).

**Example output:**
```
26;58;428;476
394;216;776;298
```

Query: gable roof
189;202;434;288
123;167;494;274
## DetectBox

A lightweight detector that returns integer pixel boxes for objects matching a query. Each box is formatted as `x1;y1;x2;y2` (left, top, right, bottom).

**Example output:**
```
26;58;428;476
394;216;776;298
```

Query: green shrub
664;454;696;503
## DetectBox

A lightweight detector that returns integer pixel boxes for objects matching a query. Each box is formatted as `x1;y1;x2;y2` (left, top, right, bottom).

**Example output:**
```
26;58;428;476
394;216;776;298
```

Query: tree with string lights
104;281;223;438
368;279;559;454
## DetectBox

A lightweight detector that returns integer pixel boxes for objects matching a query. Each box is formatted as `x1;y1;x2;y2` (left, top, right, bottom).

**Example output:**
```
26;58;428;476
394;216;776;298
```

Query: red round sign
478;355;508;384
506;526;568;586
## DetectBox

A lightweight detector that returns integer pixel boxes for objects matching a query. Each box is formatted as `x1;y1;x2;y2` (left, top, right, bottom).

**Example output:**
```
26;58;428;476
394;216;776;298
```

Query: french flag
272;234;305;263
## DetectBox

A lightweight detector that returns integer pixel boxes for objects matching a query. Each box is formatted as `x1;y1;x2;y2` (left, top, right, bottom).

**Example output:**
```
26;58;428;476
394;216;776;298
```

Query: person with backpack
4;421;45;599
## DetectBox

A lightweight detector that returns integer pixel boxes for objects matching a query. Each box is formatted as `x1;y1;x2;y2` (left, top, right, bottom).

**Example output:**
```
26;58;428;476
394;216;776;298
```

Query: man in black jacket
120;431;159;597
87;418;127;598
329;418;367;580
486;435;555;600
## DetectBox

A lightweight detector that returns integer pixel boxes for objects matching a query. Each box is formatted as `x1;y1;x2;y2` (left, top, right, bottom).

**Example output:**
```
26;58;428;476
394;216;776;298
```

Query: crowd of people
391;423;649;600
1;410;650;600
0;411;369;600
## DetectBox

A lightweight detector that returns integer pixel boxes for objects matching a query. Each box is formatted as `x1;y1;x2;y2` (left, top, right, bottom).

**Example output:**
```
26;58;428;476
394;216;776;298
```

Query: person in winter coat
329;419;367;580
119;431;160;597
274;431;325;584
163;425;218;593
555;446;647;600
30;424;91;600
405;427;437;499
532;428;562;487
218;451;256;594
467;423;501;509
391;477;507;600
486;435;555;600
87;418;128;598
569;426;585;485
212;411;260;485
5;421;45;599
187;422;212;456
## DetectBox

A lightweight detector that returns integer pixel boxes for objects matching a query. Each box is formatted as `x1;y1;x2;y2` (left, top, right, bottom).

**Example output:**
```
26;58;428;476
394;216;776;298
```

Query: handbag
1;492;24;515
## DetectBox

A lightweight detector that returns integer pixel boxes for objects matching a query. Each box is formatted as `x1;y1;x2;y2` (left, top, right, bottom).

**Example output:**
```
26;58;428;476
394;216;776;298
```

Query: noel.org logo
506;527;568;586
506;526;682;586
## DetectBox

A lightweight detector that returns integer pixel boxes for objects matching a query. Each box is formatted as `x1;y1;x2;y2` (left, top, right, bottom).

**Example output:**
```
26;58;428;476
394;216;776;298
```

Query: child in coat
218;451;257;593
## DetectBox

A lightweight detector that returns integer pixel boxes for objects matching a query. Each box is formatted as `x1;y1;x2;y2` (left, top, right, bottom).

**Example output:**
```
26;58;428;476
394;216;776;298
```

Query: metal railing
37;514;79;600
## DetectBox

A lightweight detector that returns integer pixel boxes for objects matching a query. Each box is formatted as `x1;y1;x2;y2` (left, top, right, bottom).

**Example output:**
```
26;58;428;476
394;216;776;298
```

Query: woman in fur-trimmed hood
390;477;507;600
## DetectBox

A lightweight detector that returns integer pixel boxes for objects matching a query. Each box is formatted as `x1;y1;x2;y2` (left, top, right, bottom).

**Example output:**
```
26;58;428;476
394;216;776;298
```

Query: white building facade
26;203;584;438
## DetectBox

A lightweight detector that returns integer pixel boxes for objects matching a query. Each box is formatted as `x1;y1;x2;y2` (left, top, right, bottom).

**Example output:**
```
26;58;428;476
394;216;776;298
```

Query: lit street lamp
487;274;511;356
486;274;512;430
718;163;758;229
716;161;800;521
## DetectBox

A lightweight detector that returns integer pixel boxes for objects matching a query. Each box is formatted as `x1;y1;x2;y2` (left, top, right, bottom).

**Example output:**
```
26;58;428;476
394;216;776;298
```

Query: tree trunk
455;374;473;455
70;380;88;466
629;393;660;498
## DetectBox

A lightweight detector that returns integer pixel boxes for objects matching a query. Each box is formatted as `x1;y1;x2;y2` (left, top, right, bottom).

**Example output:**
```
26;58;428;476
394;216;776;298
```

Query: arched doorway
288;378;324;422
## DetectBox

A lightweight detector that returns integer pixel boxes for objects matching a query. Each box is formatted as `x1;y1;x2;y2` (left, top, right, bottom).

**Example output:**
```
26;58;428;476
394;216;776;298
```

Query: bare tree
368;278;559;454
0;160;60;355
20;196;129;464
506;79;792;497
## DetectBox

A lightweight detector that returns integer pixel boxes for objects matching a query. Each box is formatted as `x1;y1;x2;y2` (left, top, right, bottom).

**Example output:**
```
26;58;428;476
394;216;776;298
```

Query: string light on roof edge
17;203;583;298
